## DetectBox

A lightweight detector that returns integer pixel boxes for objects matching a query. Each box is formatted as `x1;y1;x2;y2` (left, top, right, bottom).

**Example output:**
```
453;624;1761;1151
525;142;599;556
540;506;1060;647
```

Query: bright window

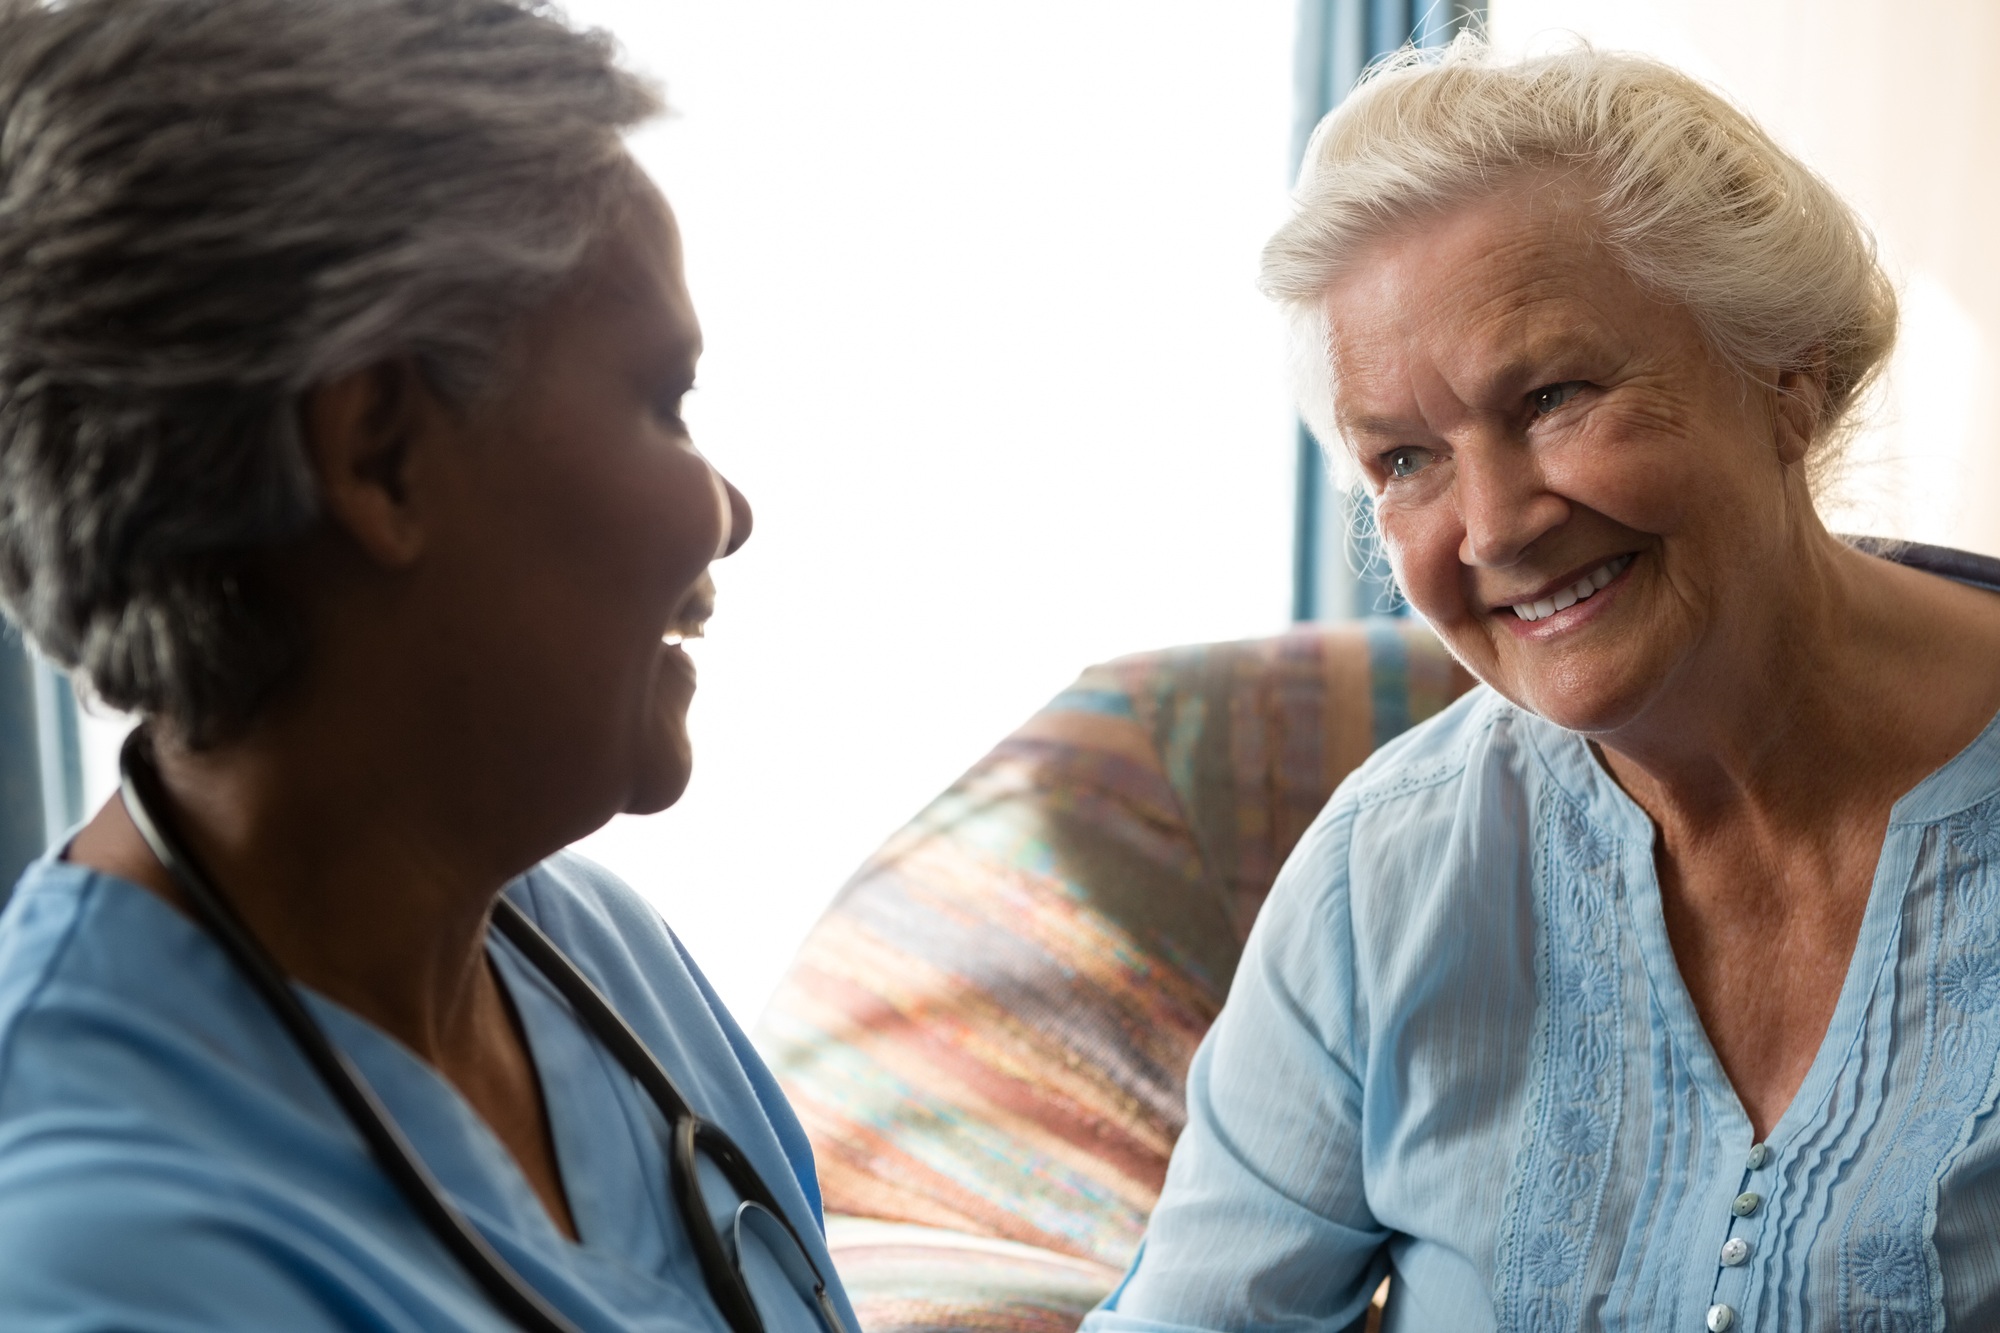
59;6;1300;1021
534;2;1299;1018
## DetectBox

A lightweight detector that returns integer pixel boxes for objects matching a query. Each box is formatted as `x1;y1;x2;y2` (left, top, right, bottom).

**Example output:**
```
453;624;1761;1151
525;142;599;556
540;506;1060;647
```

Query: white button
1707;1303;1737;1331
1746;1143;1770;1170
1720;1237;1751;1266
1732;1191;1762;1217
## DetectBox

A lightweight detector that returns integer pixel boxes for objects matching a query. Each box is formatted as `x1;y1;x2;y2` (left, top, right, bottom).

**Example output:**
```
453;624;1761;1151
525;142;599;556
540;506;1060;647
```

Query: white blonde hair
1261;36;1897;490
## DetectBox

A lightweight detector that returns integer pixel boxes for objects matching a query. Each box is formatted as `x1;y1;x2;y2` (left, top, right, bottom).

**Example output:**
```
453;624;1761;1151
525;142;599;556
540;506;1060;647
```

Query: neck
73;702;549;1064
1594;528;1997;846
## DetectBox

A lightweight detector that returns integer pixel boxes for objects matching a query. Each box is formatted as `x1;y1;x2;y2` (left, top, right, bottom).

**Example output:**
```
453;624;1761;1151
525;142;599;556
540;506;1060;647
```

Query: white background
84;2;1303;1025
566;2;1300;1023
1487;0;2000;556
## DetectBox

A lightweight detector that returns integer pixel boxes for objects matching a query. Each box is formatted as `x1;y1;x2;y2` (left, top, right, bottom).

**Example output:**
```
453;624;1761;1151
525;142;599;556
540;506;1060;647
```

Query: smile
1507;554;1633;622
663;573;716;646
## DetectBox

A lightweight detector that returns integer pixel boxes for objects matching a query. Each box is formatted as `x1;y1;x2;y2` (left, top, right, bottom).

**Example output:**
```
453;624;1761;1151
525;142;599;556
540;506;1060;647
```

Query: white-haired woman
1085;40;2000;1333
0;2;856;1331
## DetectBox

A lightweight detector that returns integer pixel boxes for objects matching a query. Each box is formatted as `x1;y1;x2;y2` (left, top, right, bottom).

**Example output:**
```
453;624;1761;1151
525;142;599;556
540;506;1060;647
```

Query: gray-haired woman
0;3;855;1331
1085;39;2000;1333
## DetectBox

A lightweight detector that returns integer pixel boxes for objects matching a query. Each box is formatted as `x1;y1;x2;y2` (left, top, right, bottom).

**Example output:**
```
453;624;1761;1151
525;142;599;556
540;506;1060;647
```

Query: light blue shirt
1084;686;2000;1333
0;849;859;1333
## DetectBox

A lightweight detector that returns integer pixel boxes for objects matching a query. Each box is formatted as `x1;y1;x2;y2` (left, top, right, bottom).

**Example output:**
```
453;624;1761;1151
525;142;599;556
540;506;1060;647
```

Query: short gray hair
0;0;660;745
1262;37;1898;490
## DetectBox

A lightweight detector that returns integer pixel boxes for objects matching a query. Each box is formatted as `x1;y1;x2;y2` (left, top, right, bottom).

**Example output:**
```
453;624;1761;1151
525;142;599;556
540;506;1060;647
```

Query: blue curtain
0;631;83;906
1290;0;1481;622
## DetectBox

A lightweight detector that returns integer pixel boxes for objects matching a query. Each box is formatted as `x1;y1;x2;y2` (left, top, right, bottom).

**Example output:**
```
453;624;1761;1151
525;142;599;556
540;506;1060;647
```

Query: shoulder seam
1347;693;1510;811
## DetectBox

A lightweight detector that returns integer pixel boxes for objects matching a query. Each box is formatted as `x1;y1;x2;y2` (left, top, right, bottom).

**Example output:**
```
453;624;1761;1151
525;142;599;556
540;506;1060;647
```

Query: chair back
757;622;1473;1269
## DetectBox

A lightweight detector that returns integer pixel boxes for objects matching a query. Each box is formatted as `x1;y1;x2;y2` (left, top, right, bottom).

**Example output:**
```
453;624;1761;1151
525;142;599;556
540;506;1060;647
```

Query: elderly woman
1085;40;2000;1333
0;2;857;1331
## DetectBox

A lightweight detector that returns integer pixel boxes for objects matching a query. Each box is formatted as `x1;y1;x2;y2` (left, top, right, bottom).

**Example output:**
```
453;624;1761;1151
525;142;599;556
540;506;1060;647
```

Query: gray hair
0;0;660;745
1262;36;1898;491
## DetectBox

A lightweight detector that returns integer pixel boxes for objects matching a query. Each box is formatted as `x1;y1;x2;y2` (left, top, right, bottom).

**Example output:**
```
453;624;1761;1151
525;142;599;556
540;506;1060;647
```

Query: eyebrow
1337;321;1625;441
1339;413;1424;442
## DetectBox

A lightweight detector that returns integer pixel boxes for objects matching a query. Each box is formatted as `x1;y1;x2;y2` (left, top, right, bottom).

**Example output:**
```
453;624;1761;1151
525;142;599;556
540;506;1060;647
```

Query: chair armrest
826;1216;1123;1333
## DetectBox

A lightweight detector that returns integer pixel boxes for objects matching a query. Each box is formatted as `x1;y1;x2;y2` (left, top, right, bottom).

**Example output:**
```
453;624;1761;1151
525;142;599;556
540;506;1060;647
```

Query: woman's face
1320;184;1807;735
415;189;749;829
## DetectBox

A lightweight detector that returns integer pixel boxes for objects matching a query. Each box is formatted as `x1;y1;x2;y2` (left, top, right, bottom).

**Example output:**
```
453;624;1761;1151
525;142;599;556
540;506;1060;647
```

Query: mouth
662;572;715;648
1497;553;1634;623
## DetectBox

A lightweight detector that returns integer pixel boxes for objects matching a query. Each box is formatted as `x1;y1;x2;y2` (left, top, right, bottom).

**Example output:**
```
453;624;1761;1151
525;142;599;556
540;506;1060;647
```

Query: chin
622;741;694;815
1508;666;1660;736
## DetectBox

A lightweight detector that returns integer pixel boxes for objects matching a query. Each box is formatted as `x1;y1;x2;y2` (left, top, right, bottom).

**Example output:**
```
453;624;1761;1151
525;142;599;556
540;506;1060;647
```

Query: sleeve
0;1159;426;1333
1083;797;1390;1333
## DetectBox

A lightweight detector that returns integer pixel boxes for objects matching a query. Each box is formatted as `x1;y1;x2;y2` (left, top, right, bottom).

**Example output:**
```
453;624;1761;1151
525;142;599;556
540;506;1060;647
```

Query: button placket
1706;1143;1772;1329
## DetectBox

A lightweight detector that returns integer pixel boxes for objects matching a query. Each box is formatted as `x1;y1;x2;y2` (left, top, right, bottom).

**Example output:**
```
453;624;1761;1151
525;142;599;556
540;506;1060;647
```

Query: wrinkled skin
1320;180;2000;1137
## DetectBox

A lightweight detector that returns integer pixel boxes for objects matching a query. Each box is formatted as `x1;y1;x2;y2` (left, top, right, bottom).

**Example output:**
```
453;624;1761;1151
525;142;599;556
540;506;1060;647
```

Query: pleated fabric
1090;688;2000;1333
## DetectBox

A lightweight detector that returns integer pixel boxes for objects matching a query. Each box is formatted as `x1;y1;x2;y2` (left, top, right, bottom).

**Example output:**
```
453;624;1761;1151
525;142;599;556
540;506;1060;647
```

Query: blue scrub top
0;848;859;1333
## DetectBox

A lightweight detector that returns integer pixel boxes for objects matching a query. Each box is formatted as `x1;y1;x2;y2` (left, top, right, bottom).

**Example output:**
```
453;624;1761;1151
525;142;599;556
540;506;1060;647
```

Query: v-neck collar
1526;698;2000;1155
486;928;681;1272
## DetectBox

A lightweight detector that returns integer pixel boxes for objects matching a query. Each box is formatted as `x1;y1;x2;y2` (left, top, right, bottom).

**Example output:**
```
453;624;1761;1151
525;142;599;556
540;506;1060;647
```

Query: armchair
757;623;1474;1332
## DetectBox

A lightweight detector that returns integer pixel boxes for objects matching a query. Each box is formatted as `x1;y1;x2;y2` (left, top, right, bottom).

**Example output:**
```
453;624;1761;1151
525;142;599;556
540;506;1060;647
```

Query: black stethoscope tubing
116;731;832;1333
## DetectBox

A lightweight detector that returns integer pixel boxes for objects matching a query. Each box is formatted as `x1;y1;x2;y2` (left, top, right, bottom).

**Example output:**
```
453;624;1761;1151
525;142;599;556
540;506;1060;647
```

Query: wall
1489;0;2000;557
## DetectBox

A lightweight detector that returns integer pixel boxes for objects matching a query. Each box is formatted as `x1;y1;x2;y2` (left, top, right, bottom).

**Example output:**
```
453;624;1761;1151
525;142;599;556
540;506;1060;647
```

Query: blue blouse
1083;686;2000;1333
0;850;859;1333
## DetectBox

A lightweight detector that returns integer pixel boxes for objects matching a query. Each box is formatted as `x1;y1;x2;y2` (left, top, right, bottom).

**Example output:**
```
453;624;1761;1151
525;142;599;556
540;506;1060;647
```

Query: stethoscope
118;730;847;1333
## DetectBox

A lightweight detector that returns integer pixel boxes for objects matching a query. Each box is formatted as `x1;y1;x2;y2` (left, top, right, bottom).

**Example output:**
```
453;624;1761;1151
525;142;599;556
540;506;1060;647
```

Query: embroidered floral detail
1841;820;2000;1330
1546;1151;1599;1200
1949;800;2000;860
1853;1232;1925;1299
1525;1232;1582;1286
1559;963;1618;1014
1549;1104;1607;1157
1939;951;2000;1013
1524;1295;1574;1328
1566;1020;1617;1078
1496;796;1625;1333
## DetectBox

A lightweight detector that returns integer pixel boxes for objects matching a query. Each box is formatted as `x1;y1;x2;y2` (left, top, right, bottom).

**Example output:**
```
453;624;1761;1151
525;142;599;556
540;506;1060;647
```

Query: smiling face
411;186;750;830
1322;181;1815;735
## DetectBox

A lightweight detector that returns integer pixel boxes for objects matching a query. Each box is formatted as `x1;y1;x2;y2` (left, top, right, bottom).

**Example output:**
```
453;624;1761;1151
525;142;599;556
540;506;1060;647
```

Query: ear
1771;351;1831;469
299;362;438;568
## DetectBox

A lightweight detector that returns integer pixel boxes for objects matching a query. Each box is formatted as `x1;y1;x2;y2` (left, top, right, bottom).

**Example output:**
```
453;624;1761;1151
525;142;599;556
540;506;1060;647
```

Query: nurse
0;2;854;1330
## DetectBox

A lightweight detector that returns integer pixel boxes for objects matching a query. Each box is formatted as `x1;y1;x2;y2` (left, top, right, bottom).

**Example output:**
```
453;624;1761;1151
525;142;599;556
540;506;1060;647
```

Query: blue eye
1386;447;1431;478
1530;381;1586;415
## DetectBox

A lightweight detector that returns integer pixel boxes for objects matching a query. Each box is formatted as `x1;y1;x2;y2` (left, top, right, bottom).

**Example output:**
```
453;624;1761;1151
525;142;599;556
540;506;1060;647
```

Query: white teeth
1508;554;1632;622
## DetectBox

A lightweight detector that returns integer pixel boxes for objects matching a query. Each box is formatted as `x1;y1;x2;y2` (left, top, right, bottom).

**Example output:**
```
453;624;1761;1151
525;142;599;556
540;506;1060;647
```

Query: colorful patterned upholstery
756;623;1474;1331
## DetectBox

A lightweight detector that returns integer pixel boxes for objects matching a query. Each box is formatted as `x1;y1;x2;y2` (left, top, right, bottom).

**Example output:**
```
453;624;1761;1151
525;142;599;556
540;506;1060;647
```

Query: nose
715;472;753;559
1455;440;1568;568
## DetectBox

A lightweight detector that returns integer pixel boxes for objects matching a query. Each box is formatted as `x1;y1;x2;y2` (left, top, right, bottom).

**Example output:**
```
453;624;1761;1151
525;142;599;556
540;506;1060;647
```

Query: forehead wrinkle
1329;214;1645;441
